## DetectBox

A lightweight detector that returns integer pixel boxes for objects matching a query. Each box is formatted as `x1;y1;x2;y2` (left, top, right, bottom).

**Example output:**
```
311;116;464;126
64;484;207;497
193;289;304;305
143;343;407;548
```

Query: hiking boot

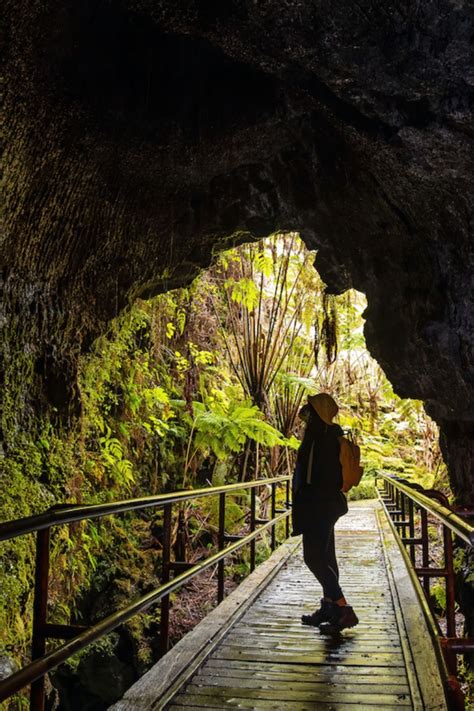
319;604;359;634
301;598;334;627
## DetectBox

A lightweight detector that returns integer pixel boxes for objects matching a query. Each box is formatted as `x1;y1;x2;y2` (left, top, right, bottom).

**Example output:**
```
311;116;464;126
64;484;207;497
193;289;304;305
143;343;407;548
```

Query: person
292;393;359;633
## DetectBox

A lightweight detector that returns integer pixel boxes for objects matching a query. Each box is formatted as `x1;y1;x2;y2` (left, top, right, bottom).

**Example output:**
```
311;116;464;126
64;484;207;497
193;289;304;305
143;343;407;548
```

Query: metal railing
0;475;292;710
377;472;474;710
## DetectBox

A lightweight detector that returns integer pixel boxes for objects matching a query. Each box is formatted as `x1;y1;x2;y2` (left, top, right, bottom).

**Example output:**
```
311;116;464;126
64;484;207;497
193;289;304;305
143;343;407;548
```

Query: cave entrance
0;230;457;711
75;231;446;498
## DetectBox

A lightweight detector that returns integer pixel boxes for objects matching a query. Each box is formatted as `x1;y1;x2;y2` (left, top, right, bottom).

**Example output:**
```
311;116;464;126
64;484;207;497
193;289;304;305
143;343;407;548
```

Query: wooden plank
236;627;401;638
170;692;409;709
227;628;401;640
247;608;395;618
376;511;424;710
192;673;410;693
168;706;407;711
240;623;400;634
222;645;403;657
229;628;400;638
241;615;398;625
182;684;413;705
202;659;409;681
211;647;406;667
224;633;403;651
218;637;404;654
377;508;449;711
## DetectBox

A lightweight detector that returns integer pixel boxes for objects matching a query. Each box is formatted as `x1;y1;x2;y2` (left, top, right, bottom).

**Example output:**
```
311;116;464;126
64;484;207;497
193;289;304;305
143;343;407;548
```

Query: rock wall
2;0;473;501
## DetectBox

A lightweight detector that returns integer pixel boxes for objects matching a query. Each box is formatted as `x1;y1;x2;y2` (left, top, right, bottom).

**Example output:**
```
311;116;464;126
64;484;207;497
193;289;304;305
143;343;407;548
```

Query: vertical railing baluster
175;508;186;563
400;492;406;532
250;488;256;572
444;525;456;641
285;478;290;539
271;482;276;551
159;503;172;656
30;527;51;711
408;498;416;564
218;493;226;603
420;507;430;597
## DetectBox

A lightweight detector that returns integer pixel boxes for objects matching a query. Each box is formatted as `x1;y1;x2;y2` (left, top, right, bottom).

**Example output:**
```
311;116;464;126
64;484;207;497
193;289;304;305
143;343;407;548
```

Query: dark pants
302;515;343;601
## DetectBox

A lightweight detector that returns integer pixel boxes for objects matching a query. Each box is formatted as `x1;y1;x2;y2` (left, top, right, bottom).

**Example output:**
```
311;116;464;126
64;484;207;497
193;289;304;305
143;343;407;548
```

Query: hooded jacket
292;410;348;535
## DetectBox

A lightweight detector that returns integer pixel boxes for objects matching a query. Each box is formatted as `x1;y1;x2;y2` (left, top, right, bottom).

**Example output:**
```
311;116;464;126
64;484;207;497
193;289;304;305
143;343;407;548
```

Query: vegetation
0;233;450;708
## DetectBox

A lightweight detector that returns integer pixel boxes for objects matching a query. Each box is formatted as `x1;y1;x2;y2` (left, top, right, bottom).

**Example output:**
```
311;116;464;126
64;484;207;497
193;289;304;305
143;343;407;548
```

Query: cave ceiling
2;1;474;497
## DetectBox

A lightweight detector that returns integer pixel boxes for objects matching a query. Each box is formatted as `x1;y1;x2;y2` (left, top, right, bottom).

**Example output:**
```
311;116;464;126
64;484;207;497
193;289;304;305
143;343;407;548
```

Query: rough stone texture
1;1;473;500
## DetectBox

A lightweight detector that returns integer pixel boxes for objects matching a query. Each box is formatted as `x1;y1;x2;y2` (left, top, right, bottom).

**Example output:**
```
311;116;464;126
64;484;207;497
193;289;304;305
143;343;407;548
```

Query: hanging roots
313;315;321;366
321;293;338;365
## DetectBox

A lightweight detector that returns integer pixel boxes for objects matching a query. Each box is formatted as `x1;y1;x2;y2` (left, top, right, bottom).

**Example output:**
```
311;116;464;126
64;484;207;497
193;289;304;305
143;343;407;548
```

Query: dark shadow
47;1;279;143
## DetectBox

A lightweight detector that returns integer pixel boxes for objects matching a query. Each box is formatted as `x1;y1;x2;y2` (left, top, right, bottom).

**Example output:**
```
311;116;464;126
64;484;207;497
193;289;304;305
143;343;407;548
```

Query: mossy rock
51;634;136;710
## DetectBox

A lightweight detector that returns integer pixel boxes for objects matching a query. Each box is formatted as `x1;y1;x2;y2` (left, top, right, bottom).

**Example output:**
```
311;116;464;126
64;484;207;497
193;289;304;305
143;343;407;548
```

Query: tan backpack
338;435;364;492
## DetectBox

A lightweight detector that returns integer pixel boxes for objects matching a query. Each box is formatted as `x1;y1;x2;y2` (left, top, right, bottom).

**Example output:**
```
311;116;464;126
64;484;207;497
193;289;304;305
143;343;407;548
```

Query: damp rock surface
2;0;474;499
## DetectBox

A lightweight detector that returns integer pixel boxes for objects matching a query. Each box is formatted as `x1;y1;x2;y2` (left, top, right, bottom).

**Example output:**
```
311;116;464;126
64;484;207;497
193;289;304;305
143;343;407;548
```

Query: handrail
0;510;289;702
377;472;474;711
377;471;474;546
0;475;290;541
0;475;292;709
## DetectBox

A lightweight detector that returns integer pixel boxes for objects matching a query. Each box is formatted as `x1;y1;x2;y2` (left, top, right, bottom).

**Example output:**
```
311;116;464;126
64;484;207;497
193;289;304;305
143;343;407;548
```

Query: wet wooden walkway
113;501;447;710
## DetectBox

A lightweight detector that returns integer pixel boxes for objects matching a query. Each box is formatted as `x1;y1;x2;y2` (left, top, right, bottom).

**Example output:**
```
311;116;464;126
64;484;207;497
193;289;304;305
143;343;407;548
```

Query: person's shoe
319;605;359;634
301;598;334;627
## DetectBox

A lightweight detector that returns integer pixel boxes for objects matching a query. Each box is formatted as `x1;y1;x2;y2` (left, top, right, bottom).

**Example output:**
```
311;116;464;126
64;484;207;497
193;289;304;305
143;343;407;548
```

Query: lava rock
2;0;473;499
0;655;18;681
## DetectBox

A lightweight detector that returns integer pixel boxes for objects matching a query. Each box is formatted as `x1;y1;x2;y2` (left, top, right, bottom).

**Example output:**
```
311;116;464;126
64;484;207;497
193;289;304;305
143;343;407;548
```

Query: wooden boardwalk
113;501;447;710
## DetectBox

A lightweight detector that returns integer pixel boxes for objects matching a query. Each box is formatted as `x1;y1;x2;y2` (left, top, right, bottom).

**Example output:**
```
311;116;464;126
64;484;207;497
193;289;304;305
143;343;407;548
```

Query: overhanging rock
2;0;473;499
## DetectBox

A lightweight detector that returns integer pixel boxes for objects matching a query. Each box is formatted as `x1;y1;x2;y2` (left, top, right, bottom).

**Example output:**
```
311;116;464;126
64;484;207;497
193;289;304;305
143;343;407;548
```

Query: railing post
444;525;456;641
217;493;226;603
408;498;416;564
400;492;406;530
271;483;276;551
175;508;186;563
250;488;256;572
285;478;290;539
159;503;172;656
30;527;50;711
420;507;430;597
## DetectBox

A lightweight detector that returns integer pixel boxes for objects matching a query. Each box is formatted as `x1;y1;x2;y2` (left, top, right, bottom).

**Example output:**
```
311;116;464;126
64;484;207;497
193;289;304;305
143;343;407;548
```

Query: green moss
347;478;377;501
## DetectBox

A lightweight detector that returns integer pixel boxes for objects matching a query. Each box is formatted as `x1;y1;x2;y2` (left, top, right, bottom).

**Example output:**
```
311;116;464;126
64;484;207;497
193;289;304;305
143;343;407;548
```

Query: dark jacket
292;411;348;535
